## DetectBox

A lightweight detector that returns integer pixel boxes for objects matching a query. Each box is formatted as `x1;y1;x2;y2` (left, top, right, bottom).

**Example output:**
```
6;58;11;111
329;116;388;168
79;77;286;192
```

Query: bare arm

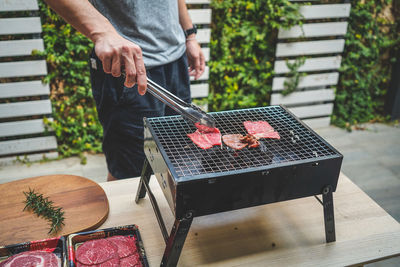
177;0;205;80
43;0;147;94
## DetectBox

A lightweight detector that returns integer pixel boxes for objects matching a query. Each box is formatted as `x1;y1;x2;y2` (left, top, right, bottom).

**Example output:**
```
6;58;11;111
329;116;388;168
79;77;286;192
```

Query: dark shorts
90;51;191;179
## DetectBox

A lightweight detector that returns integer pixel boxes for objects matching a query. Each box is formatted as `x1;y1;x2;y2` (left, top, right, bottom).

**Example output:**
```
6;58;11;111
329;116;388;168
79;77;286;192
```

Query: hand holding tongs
146;78;216;128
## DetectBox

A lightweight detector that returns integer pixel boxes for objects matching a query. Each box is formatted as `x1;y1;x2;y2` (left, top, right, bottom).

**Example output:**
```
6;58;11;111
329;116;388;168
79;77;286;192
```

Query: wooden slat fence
0;0;57;165
271;2;351;129
187;0;211;103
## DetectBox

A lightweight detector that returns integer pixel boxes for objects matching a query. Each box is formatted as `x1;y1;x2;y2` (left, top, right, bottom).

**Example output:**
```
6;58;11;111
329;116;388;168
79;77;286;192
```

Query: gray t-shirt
90;0;186;68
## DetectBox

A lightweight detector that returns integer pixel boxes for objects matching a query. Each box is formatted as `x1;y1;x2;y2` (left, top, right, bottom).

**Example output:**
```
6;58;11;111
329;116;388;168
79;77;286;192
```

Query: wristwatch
184;25;197;37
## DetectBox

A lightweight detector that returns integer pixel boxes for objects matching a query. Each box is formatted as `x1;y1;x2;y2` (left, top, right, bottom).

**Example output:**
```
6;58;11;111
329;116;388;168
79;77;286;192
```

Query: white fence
271;2;351;128
187;0;212;99
0;0;57;164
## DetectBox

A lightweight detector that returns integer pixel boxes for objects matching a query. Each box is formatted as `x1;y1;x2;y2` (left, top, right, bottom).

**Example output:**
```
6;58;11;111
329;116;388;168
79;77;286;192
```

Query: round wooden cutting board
0;175;109;246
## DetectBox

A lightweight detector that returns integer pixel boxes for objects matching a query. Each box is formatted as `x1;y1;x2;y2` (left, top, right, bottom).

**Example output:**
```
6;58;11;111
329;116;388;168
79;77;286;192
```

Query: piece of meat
222;134;260;150
107;236;137;258
77;255;120;267
243;121;280;140
119;253;142;267
222;134;248;150
240;134;260;148
257;131;280;139
194;122;217;133
187;127;222;149
0;251;60;267
76;262;95;267
76;263;90;267
76;239;118;265
97;255;120;267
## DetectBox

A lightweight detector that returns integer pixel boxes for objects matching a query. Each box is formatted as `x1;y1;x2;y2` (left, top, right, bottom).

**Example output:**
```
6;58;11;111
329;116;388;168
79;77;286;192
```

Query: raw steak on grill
243;121;280;139
119;253;142;267
0;251;60;267
194;122;215;133
76;239;118;265
107;236;137;258
187;124;221;149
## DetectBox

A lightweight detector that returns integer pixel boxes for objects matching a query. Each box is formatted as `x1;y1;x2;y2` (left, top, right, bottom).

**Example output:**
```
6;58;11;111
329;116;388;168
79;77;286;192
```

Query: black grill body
143;106;342;219
175;159;341;219
137;105;343;266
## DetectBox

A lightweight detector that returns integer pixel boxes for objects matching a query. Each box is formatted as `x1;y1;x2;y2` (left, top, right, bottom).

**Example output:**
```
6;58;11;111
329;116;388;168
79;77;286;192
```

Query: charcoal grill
135;105;343;266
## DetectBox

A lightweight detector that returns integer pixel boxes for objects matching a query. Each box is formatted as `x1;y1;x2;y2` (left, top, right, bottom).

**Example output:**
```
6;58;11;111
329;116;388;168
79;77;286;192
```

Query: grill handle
146;78;215;128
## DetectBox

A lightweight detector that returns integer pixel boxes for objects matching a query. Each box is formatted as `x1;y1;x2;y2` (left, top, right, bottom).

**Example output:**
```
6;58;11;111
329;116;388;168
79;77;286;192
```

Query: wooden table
98;173;400;266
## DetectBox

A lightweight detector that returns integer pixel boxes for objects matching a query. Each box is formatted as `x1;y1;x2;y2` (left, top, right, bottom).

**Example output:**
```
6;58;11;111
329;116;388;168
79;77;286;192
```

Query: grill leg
322;185;336;243
135;158;152;203
135;158;193;266
161;211;194;267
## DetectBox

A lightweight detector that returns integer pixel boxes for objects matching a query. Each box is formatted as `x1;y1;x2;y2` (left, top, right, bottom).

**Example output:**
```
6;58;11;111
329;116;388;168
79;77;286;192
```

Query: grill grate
147;106;337;178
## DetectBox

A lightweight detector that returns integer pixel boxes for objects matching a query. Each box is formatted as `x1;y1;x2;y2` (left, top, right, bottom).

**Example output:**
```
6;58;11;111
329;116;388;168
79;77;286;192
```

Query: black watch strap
184;25;197;37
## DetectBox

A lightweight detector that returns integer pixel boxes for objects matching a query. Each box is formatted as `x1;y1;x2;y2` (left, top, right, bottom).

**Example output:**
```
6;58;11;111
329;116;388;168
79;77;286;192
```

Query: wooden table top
98;173;400;266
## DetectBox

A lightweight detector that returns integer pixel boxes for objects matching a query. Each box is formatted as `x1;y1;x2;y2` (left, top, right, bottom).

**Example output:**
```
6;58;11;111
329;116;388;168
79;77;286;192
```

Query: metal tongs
146;78;216;128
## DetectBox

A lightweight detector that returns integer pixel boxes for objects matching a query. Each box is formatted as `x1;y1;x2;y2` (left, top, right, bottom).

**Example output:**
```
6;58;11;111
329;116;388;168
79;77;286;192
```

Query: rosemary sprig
23;188;65;234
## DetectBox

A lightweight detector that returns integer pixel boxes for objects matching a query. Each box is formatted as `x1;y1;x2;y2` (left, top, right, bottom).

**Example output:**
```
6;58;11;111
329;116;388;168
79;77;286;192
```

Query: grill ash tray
0;236;66;266
67;225;148;267
136;105;343;267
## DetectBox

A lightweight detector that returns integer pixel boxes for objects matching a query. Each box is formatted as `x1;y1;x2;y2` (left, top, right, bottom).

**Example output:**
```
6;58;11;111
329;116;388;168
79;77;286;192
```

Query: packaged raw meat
67;225;147;267
0;236;65;267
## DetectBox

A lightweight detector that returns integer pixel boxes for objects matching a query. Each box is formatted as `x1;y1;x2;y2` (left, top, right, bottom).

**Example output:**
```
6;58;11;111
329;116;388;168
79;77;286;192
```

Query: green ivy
38;1;103;158
332;0;400;129
208;0;301;111
282;56;306;96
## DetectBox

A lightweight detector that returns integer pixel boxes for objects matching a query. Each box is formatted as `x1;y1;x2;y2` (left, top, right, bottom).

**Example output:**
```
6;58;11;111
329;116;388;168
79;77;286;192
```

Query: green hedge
208;0;301;111
37;0;399;158
332;0;400;128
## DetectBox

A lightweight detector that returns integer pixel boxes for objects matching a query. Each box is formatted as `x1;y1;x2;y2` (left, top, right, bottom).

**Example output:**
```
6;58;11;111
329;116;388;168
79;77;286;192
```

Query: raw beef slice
187;125;221;149
243;121;280;139
76;239;118;265
0;251;60;267
107;235;137;258
194;122;216;133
